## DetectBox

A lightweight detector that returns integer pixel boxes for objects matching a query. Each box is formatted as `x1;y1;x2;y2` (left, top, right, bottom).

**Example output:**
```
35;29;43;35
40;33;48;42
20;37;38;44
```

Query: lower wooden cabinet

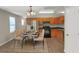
51;29;64;43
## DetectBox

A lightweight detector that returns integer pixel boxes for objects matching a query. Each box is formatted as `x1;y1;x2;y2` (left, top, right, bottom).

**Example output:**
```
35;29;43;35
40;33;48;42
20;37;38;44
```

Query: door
65;7;79;53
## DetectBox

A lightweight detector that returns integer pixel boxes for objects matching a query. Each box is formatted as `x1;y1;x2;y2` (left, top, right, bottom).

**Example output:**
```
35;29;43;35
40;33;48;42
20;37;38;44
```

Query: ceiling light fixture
26;6;36;17
60;11;64;13
39;11;54;14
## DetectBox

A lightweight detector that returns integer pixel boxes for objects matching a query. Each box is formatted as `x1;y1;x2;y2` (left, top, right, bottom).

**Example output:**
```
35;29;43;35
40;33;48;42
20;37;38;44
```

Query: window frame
9;16;16;33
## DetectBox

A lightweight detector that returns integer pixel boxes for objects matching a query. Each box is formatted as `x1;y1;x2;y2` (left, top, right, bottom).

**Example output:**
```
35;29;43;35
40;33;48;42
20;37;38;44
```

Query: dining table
21;31;38;48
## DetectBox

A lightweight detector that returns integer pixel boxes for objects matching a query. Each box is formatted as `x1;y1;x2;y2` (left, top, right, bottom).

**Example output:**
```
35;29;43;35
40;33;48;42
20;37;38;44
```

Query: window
21;19;25;26
9;16;16;33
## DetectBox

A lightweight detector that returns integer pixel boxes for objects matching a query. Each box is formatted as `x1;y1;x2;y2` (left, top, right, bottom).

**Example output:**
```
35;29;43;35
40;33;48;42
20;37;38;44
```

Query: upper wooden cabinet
54;17;59;24
31;16;64;24
59;16;64;24
50;16;64;24
32;18;50;22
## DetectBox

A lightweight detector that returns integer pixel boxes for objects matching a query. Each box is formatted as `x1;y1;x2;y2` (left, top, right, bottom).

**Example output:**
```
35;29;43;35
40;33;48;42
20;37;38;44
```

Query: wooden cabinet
31;16;64;24
50;17;54;24
54;17;59;24
51;29;64;43
50;16;64;24
59;16;64;24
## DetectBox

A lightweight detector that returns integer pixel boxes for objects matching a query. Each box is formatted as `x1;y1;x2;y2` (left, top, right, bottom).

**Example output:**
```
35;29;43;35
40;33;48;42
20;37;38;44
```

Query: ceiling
0;6;65;18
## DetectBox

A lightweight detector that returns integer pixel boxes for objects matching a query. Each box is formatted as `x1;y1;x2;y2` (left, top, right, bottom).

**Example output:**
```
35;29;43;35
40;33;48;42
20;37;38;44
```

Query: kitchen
0;6;64;52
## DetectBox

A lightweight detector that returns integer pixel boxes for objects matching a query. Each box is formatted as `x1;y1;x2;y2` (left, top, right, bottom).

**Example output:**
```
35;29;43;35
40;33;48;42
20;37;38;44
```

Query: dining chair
33;29;44;49
13;29;24;48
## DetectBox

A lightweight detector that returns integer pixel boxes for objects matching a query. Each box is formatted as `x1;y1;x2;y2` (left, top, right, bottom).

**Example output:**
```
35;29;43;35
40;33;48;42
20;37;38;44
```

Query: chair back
39;29;44;37
37;29;44;41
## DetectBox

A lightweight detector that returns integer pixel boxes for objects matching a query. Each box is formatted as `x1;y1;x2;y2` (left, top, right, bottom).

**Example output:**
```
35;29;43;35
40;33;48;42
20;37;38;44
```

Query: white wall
65;7;79;53
0;9;22;46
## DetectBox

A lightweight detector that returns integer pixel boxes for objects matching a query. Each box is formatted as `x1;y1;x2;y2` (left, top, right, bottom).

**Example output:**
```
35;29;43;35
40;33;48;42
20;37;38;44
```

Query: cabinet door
54;18;58;24
50;18;54;24
59;16;64;24
65;7;79;53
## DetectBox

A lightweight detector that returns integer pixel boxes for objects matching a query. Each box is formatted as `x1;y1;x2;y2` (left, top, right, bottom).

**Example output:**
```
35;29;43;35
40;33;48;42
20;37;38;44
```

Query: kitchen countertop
48;24;64;31
51;27;64;31
51;27;64;29
39;24;64;31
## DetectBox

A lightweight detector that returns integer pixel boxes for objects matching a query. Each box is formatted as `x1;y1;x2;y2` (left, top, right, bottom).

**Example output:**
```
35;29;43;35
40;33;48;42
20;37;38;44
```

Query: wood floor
0;38;64;53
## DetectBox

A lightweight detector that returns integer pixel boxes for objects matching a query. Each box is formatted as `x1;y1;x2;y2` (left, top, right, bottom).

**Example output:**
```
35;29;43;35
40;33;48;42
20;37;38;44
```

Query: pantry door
65;7;79;53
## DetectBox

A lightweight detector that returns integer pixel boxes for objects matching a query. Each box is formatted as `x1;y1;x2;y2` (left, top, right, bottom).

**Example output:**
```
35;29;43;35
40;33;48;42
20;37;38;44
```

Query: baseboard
0;37;14;46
